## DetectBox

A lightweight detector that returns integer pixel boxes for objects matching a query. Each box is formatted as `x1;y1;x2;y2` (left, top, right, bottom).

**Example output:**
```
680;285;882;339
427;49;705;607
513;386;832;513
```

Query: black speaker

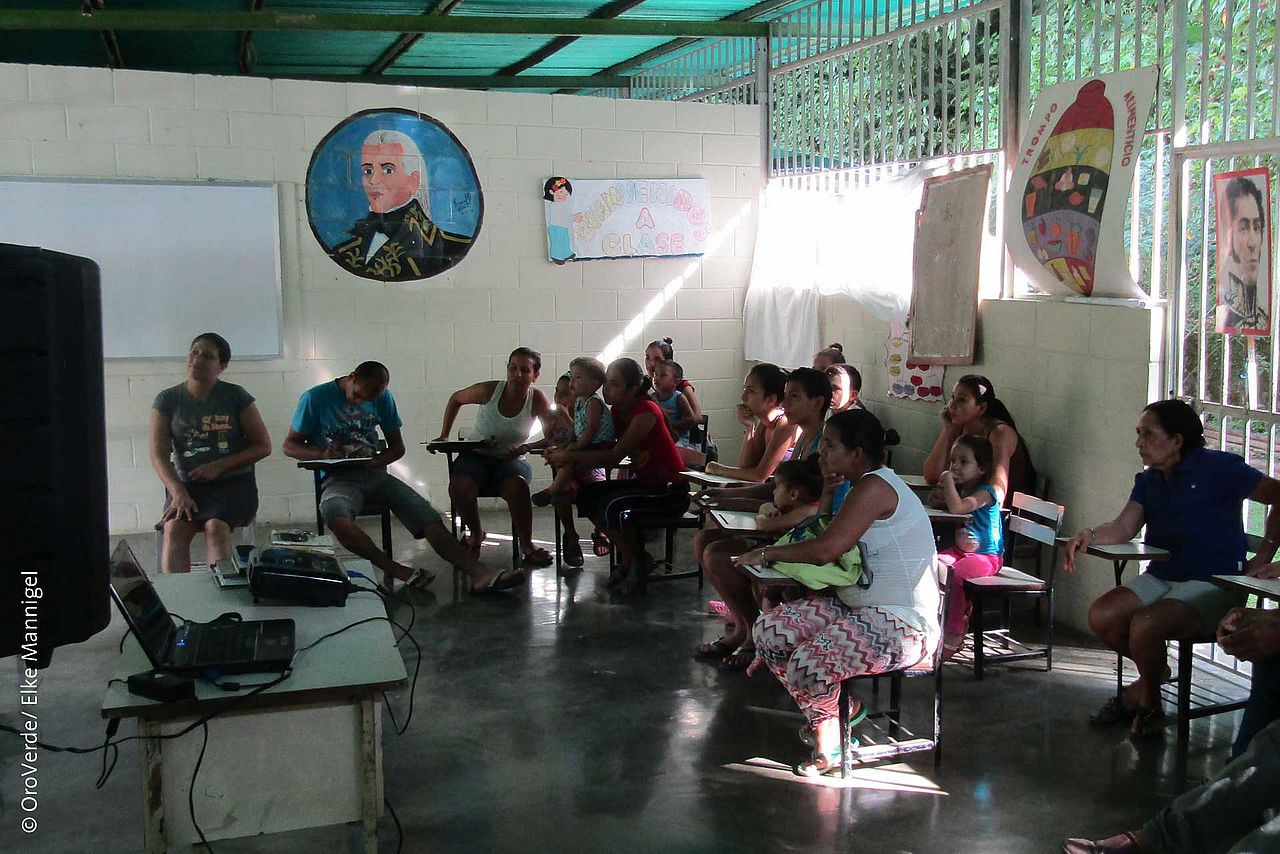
0;243;110;666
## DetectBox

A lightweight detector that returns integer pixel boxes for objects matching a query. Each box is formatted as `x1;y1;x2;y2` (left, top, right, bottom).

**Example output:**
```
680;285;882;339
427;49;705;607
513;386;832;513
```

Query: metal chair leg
972;590;985;681
1177;640;1193;757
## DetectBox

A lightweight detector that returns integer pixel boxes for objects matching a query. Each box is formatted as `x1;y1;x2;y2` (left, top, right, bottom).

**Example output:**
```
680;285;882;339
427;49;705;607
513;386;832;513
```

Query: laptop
108;540;295;676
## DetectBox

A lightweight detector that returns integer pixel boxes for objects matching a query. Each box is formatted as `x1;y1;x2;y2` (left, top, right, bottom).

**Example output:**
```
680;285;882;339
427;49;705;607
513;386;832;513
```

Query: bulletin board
909;164;992;365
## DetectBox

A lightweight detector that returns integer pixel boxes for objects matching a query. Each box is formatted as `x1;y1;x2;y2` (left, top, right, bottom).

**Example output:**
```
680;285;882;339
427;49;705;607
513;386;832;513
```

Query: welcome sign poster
542;177;711;263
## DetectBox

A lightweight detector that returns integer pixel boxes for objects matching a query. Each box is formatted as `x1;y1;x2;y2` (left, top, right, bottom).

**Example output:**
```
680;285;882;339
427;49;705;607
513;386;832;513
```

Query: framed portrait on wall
1214;166;1272;337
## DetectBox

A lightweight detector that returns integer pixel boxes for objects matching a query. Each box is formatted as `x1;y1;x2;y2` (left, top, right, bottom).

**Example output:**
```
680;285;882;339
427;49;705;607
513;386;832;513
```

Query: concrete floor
0;510;1251;853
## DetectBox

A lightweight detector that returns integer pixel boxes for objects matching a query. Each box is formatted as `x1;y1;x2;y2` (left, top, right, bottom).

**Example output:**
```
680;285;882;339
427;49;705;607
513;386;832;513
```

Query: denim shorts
450;451;533;492
319;469;442;535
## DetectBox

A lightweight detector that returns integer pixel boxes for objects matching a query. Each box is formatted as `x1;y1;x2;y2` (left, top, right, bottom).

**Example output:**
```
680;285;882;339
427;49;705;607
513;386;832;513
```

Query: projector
248;547;350;607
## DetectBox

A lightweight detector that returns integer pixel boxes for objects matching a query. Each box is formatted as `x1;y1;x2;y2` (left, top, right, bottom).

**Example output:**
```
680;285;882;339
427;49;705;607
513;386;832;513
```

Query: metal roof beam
496;0;646;78
272;73;631;89
365;0;467;77
566;0;796;92
238;0;266;76
0;10;769;39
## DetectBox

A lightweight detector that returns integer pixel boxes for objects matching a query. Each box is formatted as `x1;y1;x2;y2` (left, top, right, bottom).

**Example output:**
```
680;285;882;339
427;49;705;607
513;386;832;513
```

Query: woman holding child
1064;399;1280;739
734;408;940;776
645;337;702;422
695;368;833;668
923;374;1036;504
547;358;689;594
437;346;556;567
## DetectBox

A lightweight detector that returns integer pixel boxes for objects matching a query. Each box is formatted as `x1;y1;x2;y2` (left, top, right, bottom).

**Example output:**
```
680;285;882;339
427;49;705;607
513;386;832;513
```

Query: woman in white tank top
436;347;556;567
733;409;940;777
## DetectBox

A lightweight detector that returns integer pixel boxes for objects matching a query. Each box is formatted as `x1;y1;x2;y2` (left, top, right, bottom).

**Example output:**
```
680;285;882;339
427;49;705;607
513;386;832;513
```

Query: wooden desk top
899;474;930;488
681;470;756;488
423;438;492;454
102;562;407;721
1056;539;1172;562
926;507;969;527
710;509;762;533
1212;574;1280;601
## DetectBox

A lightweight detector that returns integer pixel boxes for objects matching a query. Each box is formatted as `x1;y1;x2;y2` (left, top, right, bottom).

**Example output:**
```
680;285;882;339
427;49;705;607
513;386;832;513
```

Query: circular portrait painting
306;108;483;282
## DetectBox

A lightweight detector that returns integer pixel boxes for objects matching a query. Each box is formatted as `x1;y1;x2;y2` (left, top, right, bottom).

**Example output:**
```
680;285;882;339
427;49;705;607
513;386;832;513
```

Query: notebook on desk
108;541;294;676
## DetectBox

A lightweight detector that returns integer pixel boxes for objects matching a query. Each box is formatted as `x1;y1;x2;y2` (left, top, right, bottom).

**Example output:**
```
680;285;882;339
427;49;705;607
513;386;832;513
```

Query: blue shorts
450;451;533;493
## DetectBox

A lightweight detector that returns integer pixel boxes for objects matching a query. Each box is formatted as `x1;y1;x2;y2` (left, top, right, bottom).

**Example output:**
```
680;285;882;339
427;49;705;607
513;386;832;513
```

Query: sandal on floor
591;530;611;557
1061;831;1140;853
562;535;584;568
531;489;556;508
522;546;553;568
1089;695;1136;726
473;566;527;595
616;552;654;595
695;638;736;659
404;567;436;590
707;599;731;619
799;726;860;750
794;749;843;778
1129;706;1166;740
722;646;757;670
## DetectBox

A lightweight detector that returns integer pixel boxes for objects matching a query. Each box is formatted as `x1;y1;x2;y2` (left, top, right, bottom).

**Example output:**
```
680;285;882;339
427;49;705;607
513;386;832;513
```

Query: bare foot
466;529;485;557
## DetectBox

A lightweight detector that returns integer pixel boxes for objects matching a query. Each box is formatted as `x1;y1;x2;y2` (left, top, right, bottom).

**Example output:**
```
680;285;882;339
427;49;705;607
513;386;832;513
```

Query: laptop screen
108;540;175;667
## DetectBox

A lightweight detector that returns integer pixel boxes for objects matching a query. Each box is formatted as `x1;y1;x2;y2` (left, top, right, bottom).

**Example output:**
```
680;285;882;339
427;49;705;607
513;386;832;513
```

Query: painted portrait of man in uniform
1215;167;1272;336
306;109;483;282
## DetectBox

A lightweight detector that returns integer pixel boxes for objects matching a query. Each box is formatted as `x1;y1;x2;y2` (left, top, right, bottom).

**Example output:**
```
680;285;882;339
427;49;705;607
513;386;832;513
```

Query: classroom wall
0;63;762;534
821;296;1162;632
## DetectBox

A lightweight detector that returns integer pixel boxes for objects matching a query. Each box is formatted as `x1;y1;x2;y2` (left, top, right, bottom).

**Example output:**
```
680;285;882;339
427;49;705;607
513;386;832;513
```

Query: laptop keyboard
174;623;257;666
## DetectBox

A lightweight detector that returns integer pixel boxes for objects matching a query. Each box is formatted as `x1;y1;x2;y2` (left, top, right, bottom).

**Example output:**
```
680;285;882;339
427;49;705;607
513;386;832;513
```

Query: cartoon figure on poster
544;176;576;265
306;108;483;282
1006;67;1157;299
885;320;944;401
1215;168;1272;336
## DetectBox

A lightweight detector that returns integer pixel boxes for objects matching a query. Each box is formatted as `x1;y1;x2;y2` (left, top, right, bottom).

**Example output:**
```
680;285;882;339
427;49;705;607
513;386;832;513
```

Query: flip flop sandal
695;638;736;659
404;567;436;590
473;566;527;595
721;647;757;670
794;748;844;778
1089;695;1136;726
591;530;611;557
522;547;553;568
799;703;867;747
1061;831;1140;853
1129;706;1166;740
561;536;584;568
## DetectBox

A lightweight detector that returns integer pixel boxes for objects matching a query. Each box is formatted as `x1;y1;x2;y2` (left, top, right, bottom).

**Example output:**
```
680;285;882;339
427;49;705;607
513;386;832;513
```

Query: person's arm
282;428;340;462
735;407;763;467
681;383;703;422
186;402;273;482
1062;500;1146;572
372;428;406;467
985;422;1019;501
435;381;497;441
922;408;960;484
938;472;998;515
545;407;657;469
735;473;896;567
149;410;196;520
754;502;819;535
509;388;555;457
1218;608;1280;661
670;393;697;435
1244;476;1280;577
707;418;797;482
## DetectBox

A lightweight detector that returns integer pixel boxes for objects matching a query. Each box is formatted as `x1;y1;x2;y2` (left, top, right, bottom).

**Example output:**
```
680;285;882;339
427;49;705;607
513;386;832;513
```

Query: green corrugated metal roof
3;0;916;86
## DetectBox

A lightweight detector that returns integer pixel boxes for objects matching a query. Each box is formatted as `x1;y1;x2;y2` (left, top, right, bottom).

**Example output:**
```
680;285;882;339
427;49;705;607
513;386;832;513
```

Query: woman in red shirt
546;358;689;593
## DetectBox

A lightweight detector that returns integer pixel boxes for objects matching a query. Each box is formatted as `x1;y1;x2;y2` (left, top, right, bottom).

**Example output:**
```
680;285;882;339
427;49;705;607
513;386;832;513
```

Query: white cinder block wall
821;296;1162;632
0;63;762;534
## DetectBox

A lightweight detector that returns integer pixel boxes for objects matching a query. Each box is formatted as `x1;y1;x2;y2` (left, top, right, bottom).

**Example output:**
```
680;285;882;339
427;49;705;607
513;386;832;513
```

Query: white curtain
744;171;928;366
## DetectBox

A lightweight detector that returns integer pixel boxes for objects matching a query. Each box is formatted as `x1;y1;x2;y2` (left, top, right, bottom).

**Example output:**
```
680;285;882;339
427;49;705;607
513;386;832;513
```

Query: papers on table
710;509;761;532
681;470;755;488
298;457;374;469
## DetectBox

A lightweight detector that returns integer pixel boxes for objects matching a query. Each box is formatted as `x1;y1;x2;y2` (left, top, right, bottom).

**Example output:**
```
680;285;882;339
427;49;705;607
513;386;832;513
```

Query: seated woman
436;347;556;567
696;368;833;668
734;408;940;776
149;333;271;573
645;337;702;422
811;343;847;371
923;374;1036;505
1063;399;1280;738
825;363;863;413
702;363;793;483
546;358;689;594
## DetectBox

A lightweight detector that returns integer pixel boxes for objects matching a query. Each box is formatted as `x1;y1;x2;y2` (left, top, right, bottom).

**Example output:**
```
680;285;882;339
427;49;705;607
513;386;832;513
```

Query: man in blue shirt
1064;399;1280;738
283;360;524;592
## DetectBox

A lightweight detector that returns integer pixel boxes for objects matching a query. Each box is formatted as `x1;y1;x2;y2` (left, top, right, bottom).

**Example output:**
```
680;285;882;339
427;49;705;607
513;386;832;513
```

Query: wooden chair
836;560;950;774
963;491;1064;680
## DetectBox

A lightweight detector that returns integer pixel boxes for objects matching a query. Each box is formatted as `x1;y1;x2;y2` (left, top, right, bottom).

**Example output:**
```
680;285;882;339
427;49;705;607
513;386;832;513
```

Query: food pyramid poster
1005;67;1158;299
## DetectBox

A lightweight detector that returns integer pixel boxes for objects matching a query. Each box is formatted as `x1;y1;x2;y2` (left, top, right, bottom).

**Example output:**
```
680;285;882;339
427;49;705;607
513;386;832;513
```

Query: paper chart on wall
542;177;711;262
885;320;945;402
1005;67;1158;299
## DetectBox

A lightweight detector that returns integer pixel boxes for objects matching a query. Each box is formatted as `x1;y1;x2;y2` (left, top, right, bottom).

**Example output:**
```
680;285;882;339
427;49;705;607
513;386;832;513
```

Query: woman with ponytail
923;375;1036;504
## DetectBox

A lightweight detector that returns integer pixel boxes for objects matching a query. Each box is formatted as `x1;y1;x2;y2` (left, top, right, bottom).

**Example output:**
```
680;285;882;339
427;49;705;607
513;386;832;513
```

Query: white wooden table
101;562;407;853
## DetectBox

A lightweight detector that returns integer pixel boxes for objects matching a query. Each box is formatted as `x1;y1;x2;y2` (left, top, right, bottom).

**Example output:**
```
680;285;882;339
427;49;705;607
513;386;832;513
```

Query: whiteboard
0;179;282;359
909;165;991;364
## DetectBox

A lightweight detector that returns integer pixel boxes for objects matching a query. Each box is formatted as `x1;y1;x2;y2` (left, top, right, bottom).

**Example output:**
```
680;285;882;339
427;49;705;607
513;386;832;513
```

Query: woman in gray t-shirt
149;333;272;573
